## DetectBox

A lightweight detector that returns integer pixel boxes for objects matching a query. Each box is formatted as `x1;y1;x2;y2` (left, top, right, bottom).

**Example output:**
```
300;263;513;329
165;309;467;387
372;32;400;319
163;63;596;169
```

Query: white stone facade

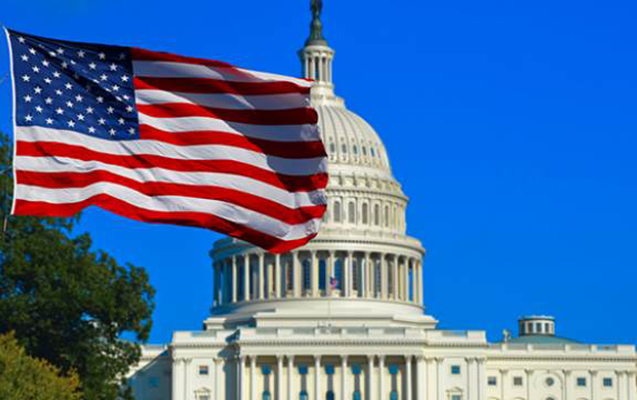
126;4;637;400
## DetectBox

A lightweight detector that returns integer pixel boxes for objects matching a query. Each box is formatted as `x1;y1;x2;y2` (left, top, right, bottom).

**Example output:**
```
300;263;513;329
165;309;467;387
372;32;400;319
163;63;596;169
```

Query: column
360;253;367;298
368;356;375;400
244;255;251;302
500;370;508;400
626;371;637;400
275;254;282;298
238;356;246;400
232;257;238;303
343;252;351;297
258;254;265;300
465;358;473;400
526;369;534;400
210;358;217;400
293;252;302;297
342;356;348;400
563;370;571;400
415;357;425;400
184;358;191;399
315;355;321;400
380;255;388;299
618;371;626;400
287;356;294;400
213;358;221;400
267;256;274;299
435;358;443;400
172;358;185;400
327;251;334;297
392;256;399;300
590;370;598;400
365;252;372;298
476;358;485;400
250;356;257;400
426;358;436;400
402;257;409;301
379;356;385;400
417;259;424;304
311;251;319;297
277;356;283;400
405;356;413;400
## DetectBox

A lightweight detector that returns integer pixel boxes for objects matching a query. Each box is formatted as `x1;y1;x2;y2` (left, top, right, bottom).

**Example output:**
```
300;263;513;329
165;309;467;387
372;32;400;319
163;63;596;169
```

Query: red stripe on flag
134;77;310;96
14;196;317;254
136;103;318;126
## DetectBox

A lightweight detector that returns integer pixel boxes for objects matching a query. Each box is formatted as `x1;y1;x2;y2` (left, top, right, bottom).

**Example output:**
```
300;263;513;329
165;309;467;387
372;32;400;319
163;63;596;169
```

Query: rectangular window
577;377;586;387
198;366;209;375
513;377;523;386
487;376;497;386
451;395;462;400
450;365;461;375
603;377;613;387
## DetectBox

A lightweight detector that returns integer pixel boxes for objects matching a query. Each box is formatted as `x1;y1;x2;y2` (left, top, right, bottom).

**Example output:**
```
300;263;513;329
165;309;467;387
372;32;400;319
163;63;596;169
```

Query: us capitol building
127;3;637;400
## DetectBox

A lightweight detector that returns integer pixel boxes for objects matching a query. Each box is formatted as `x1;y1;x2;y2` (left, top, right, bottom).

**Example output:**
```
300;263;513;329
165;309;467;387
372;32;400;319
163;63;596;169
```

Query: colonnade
175;354;448;400
212;251;423;306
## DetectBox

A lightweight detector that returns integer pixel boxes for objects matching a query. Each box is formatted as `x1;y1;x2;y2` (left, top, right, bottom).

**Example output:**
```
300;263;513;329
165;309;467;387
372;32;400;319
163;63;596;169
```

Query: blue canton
8;30;139;140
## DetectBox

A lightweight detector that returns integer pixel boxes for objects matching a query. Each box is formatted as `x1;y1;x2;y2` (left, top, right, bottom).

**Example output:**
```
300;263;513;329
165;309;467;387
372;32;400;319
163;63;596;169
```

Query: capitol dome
209;5;428;325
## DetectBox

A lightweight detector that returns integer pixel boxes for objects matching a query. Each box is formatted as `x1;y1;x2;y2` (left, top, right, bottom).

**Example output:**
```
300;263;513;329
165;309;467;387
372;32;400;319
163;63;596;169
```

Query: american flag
6;29;328;253
329;276;338;290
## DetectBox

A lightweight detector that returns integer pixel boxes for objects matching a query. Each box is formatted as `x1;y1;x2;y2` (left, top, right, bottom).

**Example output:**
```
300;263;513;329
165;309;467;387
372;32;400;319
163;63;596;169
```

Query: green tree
0;332;81;400
0;132;156;399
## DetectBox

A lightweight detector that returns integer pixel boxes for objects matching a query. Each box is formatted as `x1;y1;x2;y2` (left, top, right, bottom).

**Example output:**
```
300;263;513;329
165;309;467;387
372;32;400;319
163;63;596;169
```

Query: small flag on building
329;276;338;290
5;29;328;253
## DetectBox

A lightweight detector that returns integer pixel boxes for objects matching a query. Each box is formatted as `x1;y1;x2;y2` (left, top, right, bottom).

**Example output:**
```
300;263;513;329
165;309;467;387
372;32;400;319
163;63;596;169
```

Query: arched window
393;205;398;229
374;204;380;226
353;145;358;155
371;147;375;157
341;143;347;153
362;146;367;156
334;201;342;223
362;203;369;225
348;202;356;224
329;142;335;154
384;205;390;227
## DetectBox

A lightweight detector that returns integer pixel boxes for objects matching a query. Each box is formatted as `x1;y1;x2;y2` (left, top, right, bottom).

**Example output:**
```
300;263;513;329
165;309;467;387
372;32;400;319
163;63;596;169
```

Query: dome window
353;145;358;155
371;148;375;157
374;204;380;226
348;202;356;224
362;146;367;156
333;201;342;223
362;203;369;225
329;142;335;154
341;143;347;153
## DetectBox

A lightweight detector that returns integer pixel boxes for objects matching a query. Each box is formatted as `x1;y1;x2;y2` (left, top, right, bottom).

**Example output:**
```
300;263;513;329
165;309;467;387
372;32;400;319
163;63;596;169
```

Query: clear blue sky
1;0;636;345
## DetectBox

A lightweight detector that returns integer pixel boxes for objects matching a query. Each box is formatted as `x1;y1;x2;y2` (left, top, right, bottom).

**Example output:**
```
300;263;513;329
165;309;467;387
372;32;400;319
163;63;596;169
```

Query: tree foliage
0;132;156;399
0;332;81;400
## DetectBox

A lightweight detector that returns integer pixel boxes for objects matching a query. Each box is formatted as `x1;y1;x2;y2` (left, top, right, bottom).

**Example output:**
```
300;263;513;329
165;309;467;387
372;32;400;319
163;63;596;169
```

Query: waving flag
5;29;327;253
